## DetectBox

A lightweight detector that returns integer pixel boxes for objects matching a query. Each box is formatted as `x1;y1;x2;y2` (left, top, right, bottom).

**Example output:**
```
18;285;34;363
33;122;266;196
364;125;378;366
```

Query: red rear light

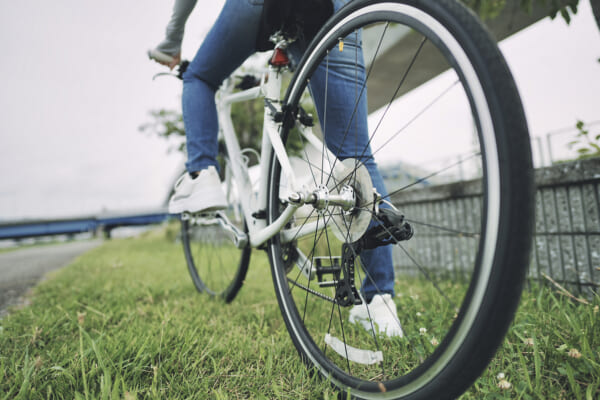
270;48;290;67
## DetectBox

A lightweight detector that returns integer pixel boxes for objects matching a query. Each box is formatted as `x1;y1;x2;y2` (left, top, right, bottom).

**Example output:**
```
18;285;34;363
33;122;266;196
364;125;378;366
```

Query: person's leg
169;0;264;214
182;0;264;174
289;0;395;302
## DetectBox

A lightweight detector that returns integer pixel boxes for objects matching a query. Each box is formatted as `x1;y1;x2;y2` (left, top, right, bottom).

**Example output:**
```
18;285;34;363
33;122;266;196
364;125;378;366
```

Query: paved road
0;240;102;317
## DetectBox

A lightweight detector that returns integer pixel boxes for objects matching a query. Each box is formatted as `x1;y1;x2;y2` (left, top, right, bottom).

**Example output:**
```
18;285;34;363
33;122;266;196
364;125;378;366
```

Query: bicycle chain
287;278;338;304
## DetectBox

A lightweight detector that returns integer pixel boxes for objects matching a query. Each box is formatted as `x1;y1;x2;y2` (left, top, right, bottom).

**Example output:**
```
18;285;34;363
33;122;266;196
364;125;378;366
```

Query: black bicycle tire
266;0;534;398
179;147;251;303
180;218;250;303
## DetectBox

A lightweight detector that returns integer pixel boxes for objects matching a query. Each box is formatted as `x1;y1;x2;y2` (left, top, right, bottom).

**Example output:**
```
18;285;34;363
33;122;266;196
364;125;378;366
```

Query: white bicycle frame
216;60;338;249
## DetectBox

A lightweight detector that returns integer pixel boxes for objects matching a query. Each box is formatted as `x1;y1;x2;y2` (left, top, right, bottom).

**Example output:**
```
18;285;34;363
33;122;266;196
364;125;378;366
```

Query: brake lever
151;60;189;81
148;48;189;80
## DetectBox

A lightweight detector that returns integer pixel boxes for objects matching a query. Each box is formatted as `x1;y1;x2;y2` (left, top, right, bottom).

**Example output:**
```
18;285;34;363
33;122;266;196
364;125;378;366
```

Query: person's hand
164;52;181;70
148;49;181;70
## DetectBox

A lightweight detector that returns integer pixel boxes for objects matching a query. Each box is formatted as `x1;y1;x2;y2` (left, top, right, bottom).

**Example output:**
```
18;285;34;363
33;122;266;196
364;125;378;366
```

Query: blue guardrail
0;212;173;240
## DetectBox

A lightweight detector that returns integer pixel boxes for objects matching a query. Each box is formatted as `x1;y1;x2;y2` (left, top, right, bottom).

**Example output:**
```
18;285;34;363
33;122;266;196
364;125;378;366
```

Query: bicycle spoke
322;34;429;194
301;214;323;323
322;51;330;186
396;243;458;310
371;36;427;133
324;24;396;189
354;249;421;373
405;218;479;239
326;79;463;198
358;37;429;167
365;207;459;310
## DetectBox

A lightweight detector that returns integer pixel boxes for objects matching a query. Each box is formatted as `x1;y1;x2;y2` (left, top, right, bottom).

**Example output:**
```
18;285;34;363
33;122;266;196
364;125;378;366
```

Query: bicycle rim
267;0;534;398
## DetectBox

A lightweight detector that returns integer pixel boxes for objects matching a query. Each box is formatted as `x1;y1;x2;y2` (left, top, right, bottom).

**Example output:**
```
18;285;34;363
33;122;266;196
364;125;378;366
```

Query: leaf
557;343;568;352
557;366;568;376
570;3;578;14
560;8;571;24
587;383;596;400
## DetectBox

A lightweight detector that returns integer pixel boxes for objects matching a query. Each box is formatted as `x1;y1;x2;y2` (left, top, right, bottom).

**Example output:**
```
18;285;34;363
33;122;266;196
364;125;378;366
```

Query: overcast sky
0;0;598;221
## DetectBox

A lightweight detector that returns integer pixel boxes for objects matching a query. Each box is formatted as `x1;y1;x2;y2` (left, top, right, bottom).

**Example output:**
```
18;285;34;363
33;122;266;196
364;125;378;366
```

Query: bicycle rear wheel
181;155;250;303
267;0;534;398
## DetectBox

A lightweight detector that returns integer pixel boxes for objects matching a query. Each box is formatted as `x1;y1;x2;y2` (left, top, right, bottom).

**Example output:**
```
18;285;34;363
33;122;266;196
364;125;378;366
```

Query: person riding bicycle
150;0;403;337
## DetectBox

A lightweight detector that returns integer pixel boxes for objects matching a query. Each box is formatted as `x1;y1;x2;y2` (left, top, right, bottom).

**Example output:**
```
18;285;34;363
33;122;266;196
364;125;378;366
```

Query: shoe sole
169;191;227;214
349;314;404;338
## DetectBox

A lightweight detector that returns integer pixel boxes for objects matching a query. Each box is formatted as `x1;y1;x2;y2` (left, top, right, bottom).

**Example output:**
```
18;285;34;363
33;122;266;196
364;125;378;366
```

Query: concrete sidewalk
0;240;102;317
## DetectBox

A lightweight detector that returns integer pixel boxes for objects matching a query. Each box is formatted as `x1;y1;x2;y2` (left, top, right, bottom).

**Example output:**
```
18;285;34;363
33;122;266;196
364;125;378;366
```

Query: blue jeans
182;0;394;301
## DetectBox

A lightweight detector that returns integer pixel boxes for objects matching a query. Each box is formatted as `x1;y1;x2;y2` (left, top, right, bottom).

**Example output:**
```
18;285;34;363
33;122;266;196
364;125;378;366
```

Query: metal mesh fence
389;157;600;295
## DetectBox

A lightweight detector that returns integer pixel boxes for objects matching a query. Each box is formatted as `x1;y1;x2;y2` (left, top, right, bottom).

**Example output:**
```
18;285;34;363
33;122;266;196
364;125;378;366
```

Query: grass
0;227;598;399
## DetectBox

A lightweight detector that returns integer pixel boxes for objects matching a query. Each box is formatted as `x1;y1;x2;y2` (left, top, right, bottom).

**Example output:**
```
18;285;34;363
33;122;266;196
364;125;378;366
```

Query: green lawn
0;228;598;399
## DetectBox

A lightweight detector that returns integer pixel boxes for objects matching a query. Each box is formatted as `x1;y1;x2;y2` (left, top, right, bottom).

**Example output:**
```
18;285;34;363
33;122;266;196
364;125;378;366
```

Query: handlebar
148;48;189;80
147;48;175;63
147;46;279;83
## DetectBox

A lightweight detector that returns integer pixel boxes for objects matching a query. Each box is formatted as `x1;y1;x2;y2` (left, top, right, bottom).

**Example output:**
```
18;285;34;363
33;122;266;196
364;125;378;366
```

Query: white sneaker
168;166;227;213
349;294;404;338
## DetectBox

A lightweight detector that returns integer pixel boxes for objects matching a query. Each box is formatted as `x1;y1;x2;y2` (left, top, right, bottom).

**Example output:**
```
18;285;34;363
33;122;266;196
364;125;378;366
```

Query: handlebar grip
147;48;175;63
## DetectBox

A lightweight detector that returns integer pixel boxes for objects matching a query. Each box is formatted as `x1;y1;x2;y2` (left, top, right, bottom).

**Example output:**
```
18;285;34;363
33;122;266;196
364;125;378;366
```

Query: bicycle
150;0;534;398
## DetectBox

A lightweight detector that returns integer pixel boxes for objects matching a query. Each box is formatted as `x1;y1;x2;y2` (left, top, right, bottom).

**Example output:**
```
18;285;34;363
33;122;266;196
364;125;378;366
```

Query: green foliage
461;0;507;19
568;120;600;160
460;0;580;23
138;109;186;153
531;0;580;24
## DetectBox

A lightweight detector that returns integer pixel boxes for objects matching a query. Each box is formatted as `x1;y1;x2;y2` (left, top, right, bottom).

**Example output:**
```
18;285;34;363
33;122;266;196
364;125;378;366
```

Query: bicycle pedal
314;256;342;288
360;208;413;250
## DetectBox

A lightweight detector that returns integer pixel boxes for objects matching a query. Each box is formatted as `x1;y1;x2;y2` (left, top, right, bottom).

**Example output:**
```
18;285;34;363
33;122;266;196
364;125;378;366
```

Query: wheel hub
288;159;374;243
330;159;374;243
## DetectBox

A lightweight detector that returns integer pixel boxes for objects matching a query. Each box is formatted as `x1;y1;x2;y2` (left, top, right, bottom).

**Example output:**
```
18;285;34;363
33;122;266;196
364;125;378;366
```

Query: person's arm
155;0;198;57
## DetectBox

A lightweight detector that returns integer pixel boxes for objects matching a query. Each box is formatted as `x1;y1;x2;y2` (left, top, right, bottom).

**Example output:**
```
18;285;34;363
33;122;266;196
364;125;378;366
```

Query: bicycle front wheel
181;155;250;303
267;0;534;398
